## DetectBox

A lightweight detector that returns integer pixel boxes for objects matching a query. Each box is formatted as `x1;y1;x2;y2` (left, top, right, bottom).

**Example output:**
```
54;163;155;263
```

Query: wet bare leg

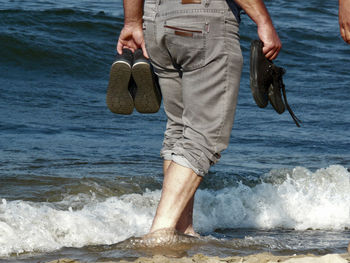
149;161;202;233
175;197;198;236
163;160;198;236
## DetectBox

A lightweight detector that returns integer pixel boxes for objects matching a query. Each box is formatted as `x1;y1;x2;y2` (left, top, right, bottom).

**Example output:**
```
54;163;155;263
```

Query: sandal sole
132;62;161;114
106;61;134;115
250;40;269;108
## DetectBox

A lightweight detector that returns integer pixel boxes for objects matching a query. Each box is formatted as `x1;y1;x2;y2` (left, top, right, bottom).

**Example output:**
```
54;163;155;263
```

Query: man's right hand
257;21;282;60
234;0;282;60
339;0;350;44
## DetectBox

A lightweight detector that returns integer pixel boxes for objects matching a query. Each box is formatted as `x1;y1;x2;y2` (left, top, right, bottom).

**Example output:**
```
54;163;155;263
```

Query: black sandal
250;40;301;127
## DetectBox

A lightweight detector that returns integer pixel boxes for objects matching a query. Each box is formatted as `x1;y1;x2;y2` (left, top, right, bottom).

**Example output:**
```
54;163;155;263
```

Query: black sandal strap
280;77;301;127
274;66;301;127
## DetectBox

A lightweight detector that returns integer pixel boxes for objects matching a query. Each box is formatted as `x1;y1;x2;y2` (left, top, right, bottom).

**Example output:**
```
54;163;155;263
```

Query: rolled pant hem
161;150;207;176
172;155;205;177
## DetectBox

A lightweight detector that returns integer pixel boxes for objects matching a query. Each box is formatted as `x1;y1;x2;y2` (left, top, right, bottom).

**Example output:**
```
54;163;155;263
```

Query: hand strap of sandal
275;67;301;127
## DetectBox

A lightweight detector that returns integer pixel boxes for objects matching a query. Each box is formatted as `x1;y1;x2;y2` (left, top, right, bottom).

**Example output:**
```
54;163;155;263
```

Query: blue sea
0;0;349;262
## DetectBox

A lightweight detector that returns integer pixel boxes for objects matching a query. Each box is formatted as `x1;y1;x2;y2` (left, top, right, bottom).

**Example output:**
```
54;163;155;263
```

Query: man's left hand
117;22;149;57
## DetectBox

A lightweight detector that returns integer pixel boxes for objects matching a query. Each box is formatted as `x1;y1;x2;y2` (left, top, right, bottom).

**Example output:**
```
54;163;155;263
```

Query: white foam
0;190;160;257
0;165;349;257
194;165;350;231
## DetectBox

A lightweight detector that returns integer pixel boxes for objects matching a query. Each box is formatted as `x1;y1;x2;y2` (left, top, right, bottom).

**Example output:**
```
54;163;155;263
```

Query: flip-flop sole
250;40;269;108
106;61;134;115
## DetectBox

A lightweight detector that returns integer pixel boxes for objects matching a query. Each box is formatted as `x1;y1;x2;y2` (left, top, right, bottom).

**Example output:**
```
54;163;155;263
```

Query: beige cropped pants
143;0;243;176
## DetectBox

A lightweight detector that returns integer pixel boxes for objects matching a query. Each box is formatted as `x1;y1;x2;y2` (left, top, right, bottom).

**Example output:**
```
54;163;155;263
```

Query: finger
262;45;271;55
269;50;279;60
340;26;346;42
345;26;350;43
128;42;138;52
141;42;149;58
271;45;282;60
264;47;276;60
117;40;123;55
341;28;350;44
264;43;281;60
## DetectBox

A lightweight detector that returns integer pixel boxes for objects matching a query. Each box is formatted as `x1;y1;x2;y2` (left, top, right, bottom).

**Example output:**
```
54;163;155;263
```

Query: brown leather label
174;30;193;37
181;0;201;4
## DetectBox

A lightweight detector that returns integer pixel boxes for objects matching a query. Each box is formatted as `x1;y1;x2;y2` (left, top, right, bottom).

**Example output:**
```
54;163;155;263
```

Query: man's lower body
142;0;243;239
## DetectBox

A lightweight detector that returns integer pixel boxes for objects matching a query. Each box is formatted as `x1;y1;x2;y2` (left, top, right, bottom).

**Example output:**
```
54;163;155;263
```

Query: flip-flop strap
273;66;301;127
282;84;302;127
279;77;301;127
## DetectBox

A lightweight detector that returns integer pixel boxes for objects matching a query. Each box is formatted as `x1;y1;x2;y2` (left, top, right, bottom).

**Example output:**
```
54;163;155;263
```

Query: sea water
0;0;349;262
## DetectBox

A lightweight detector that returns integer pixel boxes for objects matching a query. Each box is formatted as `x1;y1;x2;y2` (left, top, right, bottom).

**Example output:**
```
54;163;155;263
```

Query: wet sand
47;253;350;263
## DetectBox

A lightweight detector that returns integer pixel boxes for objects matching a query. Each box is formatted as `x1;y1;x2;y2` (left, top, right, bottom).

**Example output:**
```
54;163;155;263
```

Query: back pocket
164;20;207;71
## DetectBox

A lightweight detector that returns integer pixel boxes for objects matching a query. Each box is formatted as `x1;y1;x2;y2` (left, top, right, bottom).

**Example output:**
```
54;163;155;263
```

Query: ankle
150;217;177;233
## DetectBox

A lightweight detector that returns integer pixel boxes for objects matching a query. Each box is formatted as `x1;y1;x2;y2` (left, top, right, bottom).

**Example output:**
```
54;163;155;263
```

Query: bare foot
183;228;200;238
142;228;178;247
113;228;200;250
141;228;198;248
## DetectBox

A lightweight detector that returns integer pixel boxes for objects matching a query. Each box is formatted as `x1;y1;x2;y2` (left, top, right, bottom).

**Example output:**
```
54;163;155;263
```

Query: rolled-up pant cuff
160;149;209;177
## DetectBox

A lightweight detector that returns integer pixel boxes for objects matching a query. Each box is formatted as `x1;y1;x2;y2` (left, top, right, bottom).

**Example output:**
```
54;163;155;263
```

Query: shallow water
0;0;350;262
